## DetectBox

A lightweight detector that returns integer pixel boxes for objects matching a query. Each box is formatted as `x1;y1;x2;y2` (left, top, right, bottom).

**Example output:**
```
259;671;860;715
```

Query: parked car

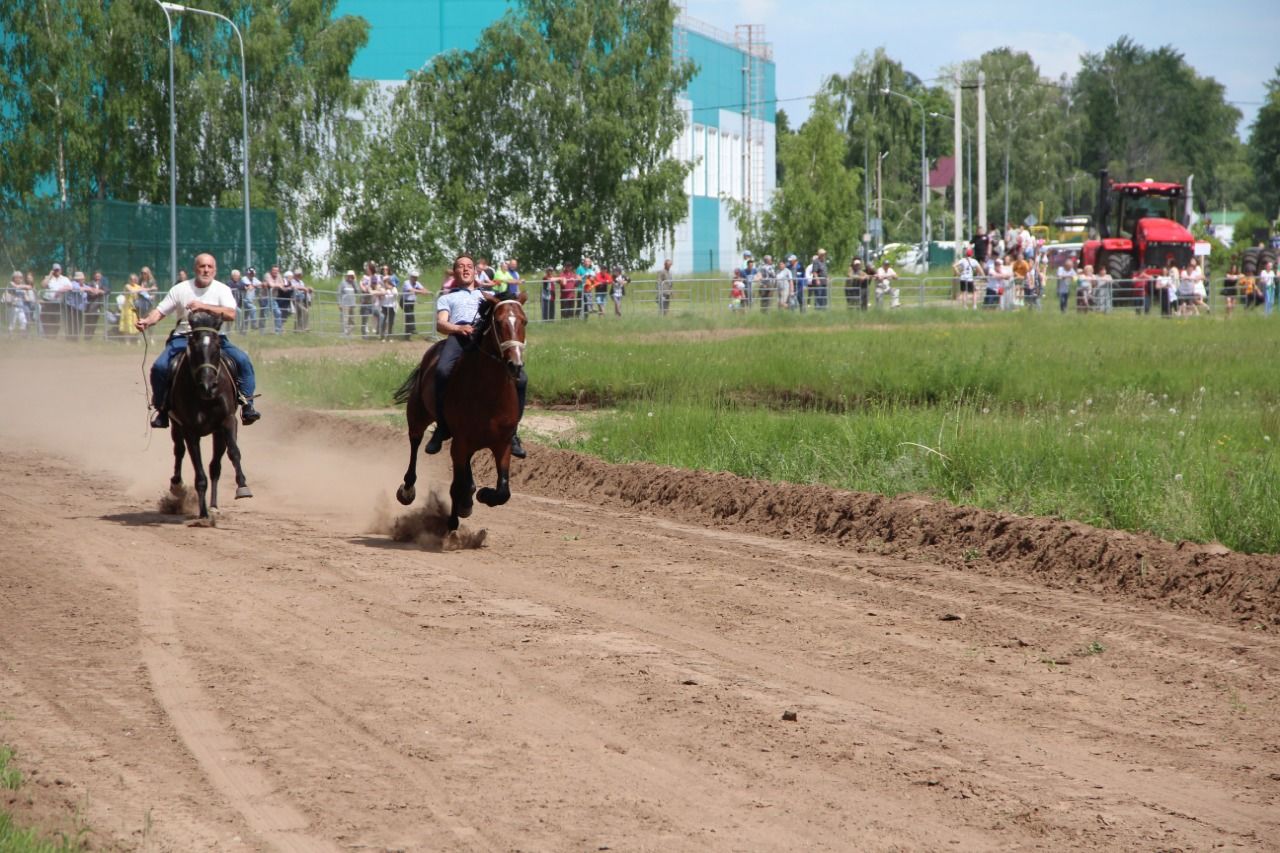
874;243;928;275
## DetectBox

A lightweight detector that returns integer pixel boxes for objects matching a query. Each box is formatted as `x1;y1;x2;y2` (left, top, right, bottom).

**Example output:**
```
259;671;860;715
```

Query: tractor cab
1104;181;1185;240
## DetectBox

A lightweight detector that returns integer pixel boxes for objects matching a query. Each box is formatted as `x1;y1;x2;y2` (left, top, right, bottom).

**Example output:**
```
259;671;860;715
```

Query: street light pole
883;87;927;270
162;2;251;273
150;0;178;284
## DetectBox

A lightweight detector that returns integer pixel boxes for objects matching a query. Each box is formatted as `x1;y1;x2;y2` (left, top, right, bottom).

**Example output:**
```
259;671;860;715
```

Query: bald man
137;252;260;428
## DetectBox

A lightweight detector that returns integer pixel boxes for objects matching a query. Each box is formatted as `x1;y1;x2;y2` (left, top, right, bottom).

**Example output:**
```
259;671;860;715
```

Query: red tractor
1082;170;1195;284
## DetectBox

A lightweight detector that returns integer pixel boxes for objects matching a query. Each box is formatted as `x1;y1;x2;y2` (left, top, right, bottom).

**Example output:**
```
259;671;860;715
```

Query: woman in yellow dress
118;273;143;337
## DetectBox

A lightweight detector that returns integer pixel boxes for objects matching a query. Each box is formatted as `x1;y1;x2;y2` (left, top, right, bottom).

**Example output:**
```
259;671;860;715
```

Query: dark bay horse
167;310;252;520
393;293;527;531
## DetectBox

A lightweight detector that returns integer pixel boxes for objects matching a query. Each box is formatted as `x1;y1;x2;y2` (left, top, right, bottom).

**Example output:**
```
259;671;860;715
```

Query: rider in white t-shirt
136;252;260;428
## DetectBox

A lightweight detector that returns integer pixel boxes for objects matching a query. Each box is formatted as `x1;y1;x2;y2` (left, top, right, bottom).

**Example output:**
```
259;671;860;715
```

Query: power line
677;94;816;114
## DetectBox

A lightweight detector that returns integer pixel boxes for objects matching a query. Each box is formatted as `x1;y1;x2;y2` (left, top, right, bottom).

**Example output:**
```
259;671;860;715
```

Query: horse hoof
170;481;184;496
477;488;510;507
396;485;415;506
235;486;253;499
447;516;459;532
456;502;474;519
187;515;216;528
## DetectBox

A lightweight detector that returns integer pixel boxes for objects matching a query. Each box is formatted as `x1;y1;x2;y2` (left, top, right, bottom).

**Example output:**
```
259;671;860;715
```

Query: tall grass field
259;307;1280;553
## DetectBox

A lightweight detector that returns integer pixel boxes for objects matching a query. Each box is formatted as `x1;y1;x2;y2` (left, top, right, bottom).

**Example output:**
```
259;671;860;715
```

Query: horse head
186;309;224;400
483;293;527;379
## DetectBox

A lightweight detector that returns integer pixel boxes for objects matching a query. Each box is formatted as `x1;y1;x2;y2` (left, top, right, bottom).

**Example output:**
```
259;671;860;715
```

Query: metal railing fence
5;275;1262;343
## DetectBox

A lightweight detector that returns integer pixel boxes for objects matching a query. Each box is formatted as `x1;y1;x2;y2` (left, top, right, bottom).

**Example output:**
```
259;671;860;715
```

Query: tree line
3;0;1277;273
755;44;1279;263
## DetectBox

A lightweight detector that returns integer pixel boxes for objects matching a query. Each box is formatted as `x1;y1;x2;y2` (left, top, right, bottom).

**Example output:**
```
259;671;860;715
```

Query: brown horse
167;310;252;520
393;293;527;531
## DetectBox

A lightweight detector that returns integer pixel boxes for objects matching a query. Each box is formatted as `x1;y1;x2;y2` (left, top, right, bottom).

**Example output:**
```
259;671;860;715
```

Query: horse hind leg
397;396;428;506
225;424;252;499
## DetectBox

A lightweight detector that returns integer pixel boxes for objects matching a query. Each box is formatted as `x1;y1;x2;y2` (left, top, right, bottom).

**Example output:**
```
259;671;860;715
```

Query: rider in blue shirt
425;254;528;458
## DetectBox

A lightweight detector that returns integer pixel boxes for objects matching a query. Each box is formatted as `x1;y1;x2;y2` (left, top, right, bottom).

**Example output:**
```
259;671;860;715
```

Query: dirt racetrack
1;343;1278;851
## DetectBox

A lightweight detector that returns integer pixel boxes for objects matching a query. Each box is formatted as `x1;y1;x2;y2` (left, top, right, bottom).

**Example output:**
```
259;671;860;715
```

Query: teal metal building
334;1;776;273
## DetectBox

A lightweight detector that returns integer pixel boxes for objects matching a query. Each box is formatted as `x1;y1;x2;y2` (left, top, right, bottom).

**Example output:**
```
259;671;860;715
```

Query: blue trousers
151;334;255;410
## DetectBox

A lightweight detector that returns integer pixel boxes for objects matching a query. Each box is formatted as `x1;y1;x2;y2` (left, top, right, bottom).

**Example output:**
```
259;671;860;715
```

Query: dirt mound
275;407;1279;626
507;448;1280;627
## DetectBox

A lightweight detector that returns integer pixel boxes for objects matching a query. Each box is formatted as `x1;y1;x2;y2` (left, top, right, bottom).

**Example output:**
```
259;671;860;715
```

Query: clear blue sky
685;0;1277;135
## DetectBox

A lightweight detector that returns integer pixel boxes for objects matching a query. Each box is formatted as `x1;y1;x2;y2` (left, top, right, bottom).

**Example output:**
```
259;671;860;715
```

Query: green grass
259;307;1280;553
0;746;83;853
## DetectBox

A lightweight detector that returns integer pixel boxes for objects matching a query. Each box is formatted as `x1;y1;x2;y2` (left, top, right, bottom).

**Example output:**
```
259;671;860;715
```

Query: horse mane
188;309;222;332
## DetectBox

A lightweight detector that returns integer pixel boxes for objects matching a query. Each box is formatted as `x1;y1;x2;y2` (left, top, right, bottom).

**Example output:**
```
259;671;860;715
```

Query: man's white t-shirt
44;274;71;300
156;278;237;335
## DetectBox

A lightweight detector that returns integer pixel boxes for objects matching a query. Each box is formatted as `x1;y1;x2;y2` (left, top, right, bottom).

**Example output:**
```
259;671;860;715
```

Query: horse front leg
476;440;512;507
448;446;476;530
170;425;186;494
185;433;209;519
225;424;253;499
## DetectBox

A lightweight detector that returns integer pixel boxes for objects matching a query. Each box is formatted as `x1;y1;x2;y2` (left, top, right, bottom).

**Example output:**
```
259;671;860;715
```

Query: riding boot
241;400;261;425
511;434;526;459
425;377;451;454
150;388;169;429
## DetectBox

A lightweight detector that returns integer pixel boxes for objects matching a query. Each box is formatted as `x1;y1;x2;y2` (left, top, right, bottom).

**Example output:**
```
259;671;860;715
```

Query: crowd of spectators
4;262;118;339
2;260;322;341
226;264;315;335
724;248;905;312
535;256;630;321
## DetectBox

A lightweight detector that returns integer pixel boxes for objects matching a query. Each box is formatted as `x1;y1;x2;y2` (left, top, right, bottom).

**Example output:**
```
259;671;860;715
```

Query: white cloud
954;30;1090;81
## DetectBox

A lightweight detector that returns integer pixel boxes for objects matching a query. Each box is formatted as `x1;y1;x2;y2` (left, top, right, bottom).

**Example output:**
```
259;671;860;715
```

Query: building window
693;124;706;197
719;132;731;201
706;127;719;199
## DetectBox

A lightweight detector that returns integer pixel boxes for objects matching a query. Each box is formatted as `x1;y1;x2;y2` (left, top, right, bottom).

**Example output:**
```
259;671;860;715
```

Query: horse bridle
188;324;227;380
481;301;526;368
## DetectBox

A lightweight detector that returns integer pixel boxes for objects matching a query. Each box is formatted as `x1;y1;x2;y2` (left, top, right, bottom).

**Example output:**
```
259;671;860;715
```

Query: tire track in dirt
136;576;339;853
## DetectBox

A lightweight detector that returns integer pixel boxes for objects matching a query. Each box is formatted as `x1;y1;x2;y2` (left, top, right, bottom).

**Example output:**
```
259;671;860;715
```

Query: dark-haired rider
136;252;260;429
425;254;528;458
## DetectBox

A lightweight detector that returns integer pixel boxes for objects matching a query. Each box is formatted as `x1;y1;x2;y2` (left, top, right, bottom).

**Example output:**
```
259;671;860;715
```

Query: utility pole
953;76;963;249
876;150;887;250
977;70;987;233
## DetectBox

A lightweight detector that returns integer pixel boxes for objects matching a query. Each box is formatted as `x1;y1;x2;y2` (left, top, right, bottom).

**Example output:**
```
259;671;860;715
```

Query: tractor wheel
1262;248;1278;272
1241;247;1262;275
1104;252;1133;281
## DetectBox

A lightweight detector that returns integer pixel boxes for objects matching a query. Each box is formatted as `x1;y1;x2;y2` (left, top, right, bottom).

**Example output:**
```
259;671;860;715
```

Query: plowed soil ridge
289;406;1280;627
508;450;1280;627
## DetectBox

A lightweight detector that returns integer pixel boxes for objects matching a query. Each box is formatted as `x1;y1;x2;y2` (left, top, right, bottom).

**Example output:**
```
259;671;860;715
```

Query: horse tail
392;364;422;406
